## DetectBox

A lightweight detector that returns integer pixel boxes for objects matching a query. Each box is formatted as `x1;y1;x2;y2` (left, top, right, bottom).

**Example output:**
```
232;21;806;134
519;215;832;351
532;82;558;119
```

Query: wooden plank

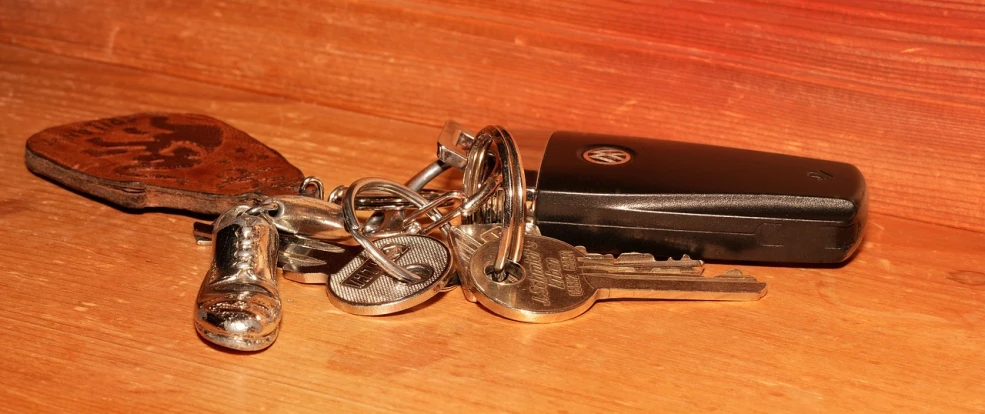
2;44;985;412
1;0;983;231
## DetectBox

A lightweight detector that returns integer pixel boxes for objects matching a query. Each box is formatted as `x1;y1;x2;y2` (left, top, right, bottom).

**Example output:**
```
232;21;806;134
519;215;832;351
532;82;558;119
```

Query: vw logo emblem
582;146;632;165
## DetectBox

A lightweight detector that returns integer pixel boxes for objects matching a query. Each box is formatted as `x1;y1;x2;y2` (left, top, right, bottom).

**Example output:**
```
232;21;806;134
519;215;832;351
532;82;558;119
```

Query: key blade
577;252;704;275
449;224;500;262
279;252;327;268
279;235;355;261
352;188;452;211
586;270;767;302
278;235;362;284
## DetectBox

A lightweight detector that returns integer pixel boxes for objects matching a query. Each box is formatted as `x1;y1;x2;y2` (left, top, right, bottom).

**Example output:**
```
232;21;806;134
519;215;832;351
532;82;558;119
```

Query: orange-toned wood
2;0;983;232
0;0;984;411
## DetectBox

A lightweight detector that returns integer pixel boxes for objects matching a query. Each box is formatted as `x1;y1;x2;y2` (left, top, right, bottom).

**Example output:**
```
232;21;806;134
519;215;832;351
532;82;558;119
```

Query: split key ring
462;125;527;281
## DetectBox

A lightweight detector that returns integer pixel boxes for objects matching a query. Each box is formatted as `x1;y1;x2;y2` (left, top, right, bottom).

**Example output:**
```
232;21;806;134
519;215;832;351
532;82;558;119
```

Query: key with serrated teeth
576;249;704;275
463;232;767;323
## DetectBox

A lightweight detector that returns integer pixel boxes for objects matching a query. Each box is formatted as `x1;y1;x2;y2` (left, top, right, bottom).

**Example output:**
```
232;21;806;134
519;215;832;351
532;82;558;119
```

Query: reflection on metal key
448;224;502;303
465;233;767;323
326;234;453;316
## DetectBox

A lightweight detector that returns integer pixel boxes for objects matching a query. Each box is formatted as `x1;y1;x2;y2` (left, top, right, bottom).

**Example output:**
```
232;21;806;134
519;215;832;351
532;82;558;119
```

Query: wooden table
2;1;984;411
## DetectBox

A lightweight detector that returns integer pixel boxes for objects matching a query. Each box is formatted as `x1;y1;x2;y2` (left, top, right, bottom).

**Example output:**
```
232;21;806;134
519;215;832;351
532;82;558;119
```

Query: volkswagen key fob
438;122;867;264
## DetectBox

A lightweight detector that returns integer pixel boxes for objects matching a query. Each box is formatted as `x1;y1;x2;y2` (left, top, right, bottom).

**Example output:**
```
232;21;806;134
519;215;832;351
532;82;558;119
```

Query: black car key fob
522;131;867;264
437;122;867;264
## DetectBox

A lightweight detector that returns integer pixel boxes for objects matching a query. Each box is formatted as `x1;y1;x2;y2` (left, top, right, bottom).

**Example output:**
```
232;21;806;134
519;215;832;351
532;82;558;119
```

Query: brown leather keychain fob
25;113;305;215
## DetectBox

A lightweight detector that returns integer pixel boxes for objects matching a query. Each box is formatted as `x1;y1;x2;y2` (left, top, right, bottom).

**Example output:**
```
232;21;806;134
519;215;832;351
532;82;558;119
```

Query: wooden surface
1;1;984;412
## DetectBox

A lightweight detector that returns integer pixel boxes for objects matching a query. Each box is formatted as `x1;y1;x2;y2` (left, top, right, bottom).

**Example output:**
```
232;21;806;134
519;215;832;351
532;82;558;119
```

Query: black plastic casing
529;131;867;264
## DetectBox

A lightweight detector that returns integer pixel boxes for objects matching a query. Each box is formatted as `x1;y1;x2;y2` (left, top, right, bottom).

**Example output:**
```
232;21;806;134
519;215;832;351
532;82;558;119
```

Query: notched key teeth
612;252;657;264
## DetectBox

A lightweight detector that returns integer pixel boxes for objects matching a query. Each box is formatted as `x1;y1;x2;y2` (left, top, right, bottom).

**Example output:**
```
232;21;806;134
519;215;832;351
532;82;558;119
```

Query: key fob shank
526;132;867;264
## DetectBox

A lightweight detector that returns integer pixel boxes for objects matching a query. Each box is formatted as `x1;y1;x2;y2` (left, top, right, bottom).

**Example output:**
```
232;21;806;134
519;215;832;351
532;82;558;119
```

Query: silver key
448;224;502;303
277;236;362;284
449;224;701;301
575;250;704;275
464;232;766;323
326;234;454;316
194;206;282;351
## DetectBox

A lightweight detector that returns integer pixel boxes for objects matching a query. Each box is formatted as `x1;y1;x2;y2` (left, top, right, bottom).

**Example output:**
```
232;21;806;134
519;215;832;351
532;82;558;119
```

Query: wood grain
0;1;984;411
2;0;983;231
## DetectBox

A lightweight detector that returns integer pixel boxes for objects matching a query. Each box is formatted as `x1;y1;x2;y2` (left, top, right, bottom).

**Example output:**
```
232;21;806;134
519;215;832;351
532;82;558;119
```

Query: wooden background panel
0;45;442;412
0;46;442;186
1;0;984;231
426;0;985;103
2;43;985;412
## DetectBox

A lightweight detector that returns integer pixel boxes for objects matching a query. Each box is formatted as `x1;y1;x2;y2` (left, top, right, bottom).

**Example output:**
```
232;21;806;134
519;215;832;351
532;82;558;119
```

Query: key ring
461;125;526;281
401;170;503;235
342;178;452;283
300;176;325;199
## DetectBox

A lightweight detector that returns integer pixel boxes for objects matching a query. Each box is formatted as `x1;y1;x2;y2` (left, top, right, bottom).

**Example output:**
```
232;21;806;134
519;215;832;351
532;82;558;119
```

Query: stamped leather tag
25;113;305;215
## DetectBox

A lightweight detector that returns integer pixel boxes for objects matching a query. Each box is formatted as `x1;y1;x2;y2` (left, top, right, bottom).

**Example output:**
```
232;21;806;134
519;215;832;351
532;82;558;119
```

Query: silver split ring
342;178;451;283
461;125;527;280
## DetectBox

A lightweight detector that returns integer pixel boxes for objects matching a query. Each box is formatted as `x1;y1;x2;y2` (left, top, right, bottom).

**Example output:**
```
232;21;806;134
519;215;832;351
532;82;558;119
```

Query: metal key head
466;233;767;323
448;223;545;303
326;234;453;316
466;233;592;322
448;224;503;303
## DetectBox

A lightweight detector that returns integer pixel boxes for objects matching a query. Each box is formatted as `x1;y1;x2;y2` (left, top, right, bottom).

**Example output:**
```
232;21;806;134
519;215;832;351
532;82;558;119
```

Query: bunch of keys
26;113;866;351
191;124;769;349
191;159;504;350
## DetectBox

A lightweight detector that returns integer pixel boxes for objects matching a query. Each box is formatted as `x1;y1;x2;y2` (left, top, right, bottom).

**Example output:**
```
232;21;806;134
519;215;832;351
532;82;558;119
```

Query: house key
464;232;766;323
